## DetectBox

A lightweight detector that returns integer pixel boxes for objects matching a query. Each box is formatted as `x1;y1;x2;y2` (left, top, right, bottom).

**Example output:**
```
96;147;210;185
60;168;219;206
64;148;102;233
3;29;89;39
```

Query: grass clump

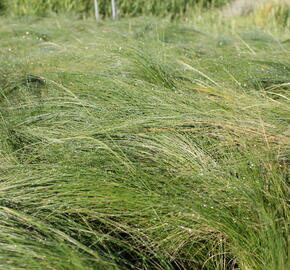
0;10;289;270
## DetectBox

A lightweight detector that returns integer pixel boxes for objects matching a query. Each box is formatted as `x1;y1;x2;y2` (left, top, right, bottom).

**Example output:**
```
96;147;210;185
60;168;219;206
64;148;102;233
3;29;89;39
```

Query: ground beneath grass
0;14;289;270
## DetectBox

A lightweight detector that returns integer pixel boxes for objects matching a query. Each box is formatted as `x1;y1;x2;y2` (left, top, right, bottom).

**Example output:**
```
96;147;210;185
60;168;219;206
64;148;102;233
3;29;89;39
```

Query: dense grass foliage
0;10;289;270
0;0;228;17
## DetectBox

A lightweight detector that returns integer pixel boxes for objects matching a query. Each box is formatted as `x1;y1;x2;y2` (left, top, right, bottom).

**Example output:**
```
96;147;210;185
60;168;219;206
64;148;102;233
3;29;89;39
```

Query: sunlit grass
0;10;289;270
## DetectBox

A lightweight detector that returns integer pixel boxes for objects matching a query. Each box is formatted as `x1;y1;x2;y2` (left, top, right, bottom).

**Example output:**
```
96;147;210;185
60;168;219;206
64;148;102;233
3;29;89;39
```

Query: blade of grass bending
179;61;221;88
0;206;110;265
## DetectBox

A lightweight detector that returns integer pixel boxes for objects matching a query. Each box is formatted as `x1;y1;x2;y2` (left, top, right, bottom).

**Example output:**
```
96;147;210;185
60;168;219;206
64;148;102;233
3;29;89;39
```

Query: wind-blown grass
0;11;289;270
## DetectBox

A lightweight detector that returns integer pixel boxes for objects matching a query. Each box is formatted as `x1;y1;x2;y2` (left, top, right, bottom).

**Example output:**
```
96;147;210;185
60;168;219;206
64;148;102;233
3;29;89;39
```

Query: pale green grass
0;11;289;270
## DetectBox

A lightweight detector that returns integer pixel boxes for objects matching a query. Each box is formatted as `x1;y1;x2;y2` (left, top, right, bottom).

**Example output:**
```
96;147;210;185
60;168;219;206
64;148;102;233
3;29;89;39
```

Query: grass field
0;0;227;17
0;7;289;270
